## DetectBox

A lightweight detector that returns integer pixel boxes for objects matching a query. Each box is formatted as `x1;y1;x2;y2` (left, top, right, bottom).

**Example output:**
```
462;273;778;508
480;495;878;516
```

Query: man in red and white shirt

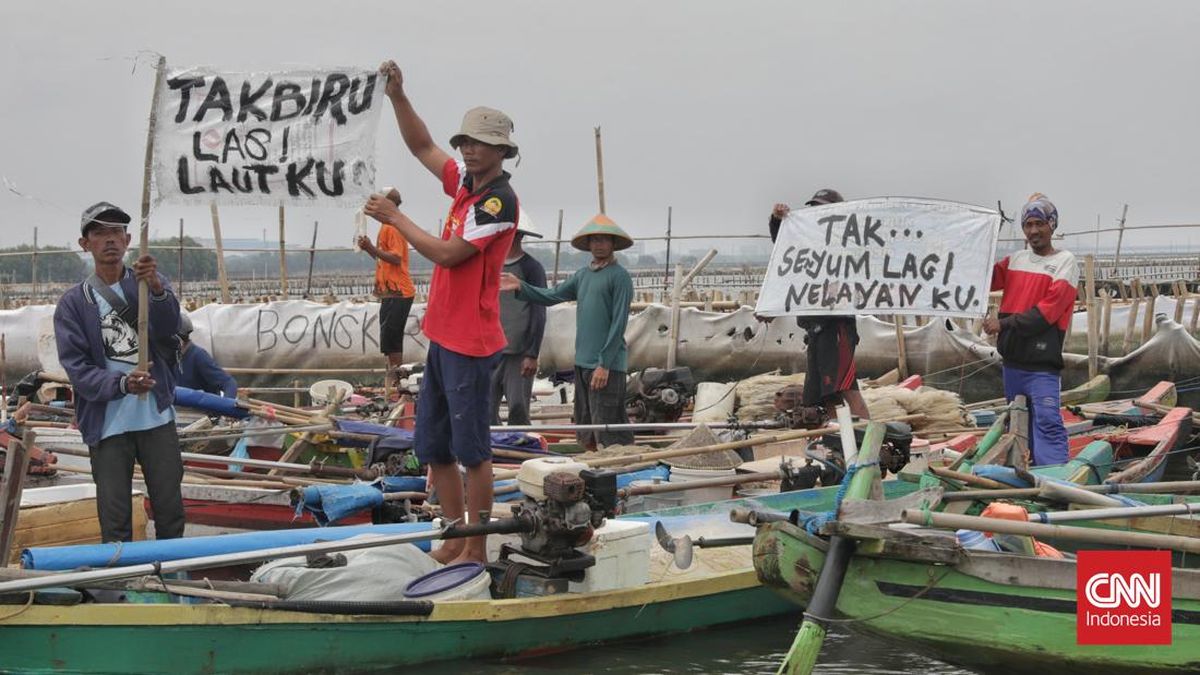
983;193;1078;465
365;61;519;565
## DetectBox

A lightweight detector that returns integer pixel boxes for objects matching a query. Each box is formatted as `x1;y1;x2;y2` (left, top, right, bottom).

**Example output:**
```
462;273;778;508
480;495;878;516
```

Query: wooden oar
777;419;885;675
901;509;1200;554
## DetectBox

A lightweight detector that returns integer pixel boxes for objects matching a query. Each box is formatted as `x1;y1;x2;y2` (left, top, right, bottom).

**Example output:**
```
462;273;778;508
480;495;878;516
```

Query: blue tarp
173;386;247;418
333;419;552;455
22;522;436;570
292;477;428;526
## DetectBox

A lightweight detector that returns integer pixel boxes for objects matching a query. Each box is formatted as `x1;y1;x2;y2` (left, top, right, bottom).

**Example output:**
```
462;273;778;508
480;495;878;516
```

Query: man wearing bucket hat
983;193;1077;466
767;189;871;420
54;201;186;542
491;208;547;427
500;214;635;449
364;61;520;565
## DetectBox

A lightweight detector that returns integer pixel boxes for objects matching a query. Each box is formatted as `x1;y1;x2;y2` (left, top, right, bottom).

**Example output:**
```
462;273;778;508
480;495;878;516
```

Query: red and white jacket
990;249;1079;372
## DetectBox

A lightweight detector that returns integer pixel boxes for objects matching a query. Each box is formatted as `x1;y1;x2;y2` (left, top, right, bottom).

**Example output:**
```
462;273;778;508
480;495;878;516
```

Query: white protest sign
152;66;383;206
756;197;1000;318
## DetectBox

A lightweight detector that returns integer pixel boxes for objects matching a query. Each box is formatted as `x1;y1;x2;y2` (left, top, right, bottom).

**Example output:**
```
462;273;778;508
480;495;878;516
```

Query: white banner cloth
152;65;383;207
755;197;1000;318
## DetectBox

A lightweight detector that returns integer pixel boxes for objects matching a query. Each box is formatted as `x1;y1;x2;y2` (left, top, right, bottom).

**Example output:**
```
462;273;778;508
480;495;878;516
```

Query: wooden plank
837;487;944;526
1008;396;1030;469
18;499;97;530
1142;292;1157;343
0;435;33;562
1123;296;1141;353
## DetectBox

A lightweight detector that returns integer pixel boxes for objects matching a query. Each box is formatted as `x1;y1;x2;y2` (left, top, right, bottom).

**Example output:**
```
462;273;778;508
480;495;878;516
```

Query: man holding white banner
364;60;520;566
757;194;1001;421
767;189;870;420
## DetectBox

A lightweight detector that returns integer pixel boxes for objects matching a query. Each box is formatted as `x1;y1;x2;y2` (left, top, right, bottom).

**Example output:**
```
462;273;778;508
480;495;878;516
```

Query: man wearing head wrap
983;193;1078;465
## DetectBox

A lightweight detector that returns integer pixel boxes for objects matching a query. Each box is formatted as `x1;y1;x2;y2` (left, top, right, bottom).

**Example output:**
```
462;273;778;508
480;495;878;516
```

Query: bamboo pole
135;56;168;399
491;413;924;480
210;203;230;303
894;318;909;379
223;367;386;375
305;221;319;297
270;391;345;475
177;217;185;299
1100;293;1113;356
777;423;884;675
619;471;779;497
552;209;564;284
1084;255;1098;379
278;204;289;299
667;264;683;369
594;126;606;214
663;205;673;294
30;227;38;303
1173;281;1185;323
941;480;1200;502
1112;203;1129;269
902;509;1200;554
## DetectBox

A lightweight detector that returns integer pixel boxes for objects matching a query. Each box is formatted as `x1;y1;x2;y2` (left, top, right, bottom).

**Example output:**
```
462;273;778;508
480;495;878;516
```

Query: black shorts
379;296;414;355
803;318;859;406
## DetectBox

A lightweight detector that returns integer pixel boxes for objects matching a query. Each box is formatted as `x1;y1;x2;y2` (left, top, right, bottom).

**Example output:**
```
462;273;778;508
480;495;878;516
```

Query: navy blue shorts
415;342;500;467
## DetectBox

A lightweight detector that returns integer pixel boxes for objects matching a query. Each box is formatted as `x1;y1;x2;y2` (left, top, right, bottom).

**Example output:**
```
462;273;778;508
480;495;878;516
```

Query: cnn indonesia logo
1077;550;1172;645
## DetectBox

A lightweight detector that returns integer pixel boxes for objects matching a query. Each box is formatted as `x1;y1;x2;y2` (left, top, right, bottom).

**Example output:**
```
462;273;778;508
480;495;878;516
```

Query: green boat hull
755;521;1200;674
0;573;793;674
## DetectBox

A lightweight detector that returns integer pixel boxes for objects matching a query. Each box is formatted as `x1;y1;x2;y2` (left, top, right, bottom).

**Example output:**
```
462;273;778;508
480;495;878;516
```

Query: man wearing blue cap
984;193;1078;466
54;201;185;541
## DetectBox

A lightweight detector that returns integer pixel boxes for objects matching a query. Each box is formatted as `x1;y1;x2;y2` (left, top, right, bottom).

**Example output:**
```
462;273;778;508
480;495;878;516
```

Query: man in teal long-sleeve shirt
500;214;635;449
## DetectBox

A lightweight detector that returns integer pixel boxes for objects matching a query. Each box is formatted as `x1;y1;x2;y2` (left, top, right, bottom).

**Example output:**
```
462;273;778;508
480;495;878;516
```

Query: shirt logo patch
481;197;503;216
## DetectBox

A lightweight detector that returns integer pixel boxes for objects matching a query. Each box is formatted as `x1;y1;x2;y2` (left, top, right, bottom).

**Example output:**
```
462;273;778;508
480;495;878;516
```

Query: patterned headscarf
1021;192;1058;231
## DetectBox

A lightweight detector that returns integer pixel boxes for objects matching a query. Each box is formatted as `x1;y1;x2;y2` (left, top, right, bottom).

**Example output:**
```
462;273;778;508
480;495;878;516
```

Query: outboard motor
625;367;696;424
810;422;914;477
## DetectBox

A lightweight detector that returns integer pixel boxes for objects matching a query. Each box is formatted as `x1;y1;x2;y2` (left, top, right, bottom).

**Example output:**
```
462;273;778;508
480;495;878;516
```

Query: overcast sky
3;0;1199;256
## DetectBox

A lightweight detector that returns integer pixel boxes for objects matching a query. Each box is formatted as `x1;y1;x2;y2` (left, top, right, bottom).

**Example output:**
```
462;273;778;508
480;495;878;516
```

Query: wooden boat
2;408;1191;672
753;518;1200;674
6;484;145;564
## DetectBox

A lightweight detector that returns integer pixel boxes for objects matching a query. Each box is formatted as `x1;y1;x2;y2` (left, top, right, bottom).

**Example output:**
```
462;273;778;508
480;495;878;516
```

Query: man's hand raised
379;60;404;99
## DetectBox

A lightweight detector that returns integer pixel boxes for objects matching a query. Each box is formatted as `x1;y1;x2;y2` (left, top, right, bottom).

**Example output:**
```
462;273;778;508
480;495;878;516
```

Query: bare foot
430;541;464;565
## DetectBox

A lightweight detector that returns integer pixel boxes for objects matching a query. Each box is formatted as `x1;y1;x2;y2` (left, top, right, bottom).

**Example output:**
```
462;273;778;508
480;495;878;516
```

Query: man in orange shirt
358;188;414;392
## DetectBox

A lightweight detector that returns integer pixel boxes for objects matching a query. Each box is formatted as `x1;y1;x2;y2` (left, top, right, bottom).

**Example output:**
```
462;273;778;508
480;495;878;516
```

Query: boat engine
626;367;696;424
489;464;618;597
773;384;828;430
811;422;914;477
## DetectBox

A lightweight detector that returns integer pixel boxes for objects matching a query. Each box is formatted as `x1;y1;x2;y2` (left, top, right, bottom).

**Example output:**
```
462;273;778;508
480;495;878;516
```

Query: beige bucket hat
449;106;519;159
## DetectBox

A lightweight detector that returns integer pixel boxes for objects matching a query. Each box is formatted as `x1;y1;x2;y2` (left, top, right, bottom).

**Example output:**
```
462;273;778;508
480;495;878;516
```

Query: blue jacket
179;343;237;398
54;268;181;447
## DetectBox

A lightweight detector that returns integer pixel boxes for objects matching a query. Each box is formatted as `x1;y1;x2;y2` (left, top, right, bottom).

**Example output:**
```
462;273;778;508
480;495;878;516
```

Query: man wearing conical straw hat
365;61;520;565
500;214;635;449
